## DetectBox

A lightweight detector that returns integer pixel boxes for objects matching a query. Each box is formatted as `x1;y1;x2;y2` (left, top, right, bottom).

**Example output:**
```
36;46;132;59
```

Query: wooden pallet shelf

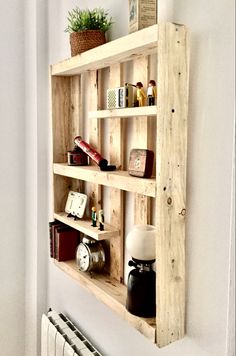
54;259;156;342
54;212;119;241
53;163;156;197
50;22;190;348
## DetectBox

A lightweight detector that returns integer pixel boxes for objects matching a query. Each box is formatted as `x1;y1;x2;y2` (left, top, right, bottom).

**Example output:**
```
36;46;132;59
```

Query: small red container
67;148;88;166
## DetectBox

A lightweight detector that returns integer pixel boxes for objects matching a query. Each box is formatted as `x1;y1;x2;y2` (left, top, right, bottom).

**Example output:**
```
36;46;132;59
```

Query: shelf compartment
89;106;157;119
53;163;156;198
54;259;156;342
54;212;119;241
51;24;157;76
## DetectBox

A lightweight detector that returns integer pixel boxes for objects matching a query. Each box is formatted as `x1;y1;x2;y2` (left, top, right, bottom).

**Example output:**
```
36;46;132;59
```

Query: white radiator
41;310;102;356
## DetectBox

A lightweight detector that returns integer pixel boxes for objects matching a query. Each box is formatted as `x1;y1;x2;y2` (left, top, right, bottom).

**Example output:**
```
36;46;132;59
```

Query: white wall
0;1;25;355
0;1;234;356
47;1;235;356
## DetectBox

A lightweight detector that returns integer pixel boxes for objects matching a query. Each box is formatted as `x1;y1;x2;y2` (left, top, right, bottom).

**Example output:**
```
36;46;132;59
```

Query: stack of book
49;221;80;261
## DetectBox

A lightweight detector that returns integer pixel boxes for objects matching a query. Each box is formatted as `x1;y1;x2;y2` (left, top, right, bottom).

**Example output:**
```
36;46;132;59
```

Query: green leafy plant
65;7;113;33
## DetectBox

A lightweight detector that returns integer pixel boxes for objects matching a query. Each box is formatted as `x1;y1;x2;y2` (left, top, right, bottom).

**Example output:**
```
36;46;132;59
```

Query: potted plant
65;7;113;56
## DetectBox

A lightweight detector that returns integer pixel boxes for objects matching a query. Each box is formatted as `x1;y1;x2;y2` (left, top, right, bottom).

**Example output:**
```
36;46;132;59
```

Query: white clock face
76;243;90;272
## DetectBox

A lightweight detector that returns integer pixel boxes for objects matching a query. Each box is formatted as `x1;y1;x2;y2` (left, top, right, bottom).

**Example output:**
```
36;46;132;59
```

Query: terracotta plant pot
70;30;106;56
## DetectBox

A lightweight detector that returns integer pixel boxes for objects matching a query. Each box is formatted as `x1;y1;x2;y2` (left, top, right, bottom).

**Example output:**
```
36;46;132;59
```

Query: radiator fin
41;310;102;356
56;332;66;356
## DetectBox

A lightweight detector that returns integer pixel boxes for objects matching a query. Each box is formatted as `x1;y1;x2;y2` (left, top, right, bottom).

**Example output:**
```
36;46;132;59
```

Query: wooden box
128;148;154;178
128;0;157;33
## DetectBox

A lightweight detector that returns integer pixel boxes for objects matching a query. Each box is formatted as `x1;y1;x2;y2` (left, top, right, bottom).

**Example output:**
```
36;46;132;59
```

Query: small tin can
67;147;88;166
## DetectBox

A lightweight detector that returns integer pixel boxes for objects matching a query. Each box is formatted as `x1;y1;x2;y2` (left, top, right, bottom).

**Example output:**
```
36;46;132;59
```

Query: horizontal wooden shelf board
54;212;119;240
51;24;158;76
89;106;157;119
53;163;156;197
54;259;156;341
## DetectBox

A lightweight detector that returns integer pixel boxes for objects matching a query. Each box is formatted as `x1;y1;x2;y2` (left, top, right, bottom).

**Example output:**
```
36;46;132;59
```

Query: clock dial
76;239;105;272
76;243;90;272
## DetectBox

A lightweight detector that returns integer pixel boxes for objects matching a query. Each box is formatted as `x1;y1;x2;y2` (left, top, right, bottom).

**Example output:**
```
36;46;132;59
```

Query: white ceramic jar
126;224;156;261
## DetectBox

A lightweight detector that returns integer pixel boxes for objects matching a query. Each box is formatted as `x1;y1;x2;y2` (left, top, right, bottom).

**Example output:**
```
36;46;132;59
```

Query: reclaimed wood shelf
55;259;156;342
50;23;190;348
51;25;157;76
54;212;120;241
53;163;156;197
89;106;157;119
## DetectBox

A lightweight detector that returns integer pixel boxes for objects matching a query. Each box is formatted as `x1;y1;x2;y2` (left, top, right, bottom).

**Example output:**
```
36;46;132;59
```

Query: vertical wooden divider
156;23;190;347
109;63;124;282
70;76;82;142
70;75;84;193
88;71;102;212
133;56;152;225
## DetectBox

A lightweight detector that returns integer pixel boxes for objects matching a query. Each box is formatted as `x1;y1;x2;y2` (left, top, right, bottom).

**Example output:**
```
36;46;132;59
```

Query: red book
54;227;80;262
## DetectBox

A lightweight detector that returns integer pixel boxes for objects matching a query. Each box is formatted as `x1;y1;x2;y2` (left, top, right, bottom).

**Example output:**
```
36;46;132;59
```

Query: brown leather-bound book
49;221;65;258
54;226;80;262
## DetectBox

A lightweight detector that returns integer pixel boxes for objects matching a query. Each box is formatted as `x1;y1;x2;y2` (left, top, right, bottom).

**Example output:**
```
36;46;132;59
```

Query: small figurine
98;209;104;231
136;82;147;107
147;80;157;106
91;206;97;227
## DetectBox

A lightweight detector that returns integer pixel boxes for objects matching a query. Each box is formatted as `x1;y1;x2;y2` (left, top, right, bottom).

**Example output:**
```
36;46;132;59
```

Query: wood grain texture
109;63;124;282
51;76;71;163
54;212;119;240
87;70;102;212
69;75;82;141
51;76;72;213
89;106;157;119
132;56;152;225
53;164;156;197
51;75;84;212
155;23;190;347
69;75;84;193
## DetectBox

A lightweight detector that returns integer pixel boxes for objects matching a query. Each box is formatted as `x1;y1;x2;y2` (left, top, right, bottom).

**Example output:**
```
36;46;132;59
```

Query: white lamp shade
126;225;156;261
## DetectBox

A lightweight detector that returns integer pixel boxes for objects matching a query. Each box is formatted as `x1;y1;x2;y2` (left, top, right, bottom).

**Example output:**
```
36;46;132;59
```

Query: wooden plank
70;75;85;193
132;56;152;225
89;106;157;119
53;164;156;197
51;75;84;212
108;63;124;282
51;75;71;163
69;75;82;142
51;25;158;76
87;70;102;212
55;259;156;342
51;75;71;212
54;212;119;241
156;23;190;347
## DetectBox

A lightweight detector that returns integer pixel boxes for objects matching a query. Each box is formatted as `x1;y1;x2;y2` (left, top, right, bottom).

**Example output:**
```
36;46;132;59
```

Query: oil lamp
126;224;156;317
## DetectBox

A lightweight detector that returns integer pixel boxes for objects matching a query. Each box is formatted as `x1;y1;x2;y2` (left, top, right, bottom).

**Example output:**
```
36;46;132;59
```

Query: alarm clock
76;236;105;272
